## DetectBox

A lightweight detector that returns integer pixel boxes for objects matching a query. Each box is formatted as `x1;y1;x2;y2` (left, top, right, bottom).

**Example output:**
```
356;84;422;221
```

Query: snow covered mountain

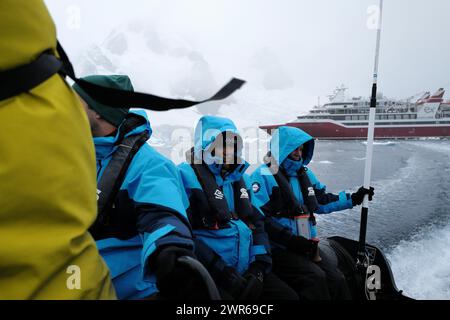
73;21;314;150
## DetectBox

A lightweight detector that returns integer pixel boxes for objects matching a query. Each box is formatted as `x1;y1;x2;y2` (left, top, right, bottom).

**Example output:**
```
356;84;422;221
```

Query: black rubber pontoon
322;236;412;300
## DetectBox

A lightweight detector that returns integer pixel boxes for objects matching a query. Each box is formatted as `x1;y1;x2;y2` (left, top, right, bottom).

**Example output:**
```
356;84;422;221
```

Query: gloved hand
218;266;247;299
351;186;375;206
239;262;266;300
153;246;208;300
287;235;318;256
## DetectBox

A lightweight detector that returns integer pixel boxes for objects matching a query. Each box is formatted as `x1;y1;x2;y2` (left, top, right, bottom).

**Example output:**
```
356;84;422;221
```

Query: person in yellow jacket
0;0;116;299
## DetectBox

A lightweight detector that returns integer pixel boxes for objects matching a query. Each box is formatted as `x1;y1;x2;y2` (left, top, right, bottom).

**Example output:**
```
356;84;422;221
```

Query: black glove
240;262;265;300
218;266;247;299
153;246;208;300
351;186;375;206
287;235;318;256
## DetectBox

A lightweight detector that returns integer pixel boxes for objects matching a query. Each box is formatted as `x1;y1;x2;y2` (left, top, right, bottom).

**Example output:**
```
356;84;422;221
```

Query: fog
45;0;450;128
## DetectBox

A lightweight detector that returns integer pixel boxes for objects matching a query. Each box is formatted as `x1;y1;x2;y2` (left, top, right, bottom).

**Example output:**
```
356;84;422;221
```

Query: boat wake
387;222;450;300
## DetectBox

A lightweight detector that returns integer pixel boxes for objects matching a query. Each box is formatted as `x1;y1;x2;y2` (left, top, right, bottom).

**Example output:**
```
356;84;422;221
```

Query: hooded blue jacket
93;110;193;299
178;116;271;276
250;126;353;248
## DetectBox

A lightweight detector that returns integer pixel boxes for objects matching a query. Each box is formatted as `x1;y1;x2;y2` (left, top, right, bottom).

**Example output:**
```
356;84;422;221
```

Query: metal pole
357;0;384;267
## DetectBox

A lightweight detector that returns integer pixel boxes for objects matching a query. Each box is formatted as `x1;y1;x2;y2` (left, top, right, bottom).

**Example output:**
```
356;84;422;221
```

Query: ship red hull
260;122;450;139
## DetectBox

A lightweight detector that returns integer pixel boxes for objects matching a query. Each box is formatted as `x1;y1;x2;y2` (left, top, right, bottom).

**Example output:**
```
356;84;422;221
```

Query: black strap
114;114;146;145
56;41;245;111
0;41;246;111
188;150;254;228
94;115;149;230
232;178;255;228
263;152;321;219
264;152;305;216
190;161;232;226
0;51;62;101
297;166;319;225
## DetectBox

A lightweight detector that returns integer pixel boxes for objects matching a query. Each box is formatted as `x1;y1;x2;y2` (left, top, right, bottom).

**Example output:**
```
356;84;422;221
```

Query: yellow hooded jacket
0;0;116;299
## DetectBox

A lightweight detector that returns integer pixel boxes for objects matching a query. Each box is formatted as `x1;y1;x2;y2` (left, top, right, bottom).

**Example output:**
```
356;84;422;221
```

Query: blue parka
250;126;353;248
178;116;272;275
93;110;193;299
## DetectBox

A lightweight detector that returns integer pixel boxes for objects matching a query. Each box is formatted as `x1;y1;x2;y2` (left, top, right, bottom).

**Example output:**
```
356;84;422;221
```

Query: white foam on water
316;141;449;299
318;160;334;164
417;137;442;141
405;141;450;156
369;142;450;299
387;223;450;300
362;141;396;146
352;157;366;161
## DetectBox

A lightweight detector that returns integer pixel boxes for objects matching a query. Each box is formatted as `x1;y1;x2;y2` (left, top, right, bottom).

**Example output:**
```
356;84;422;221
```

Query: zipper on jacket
235;220;241;272
97;159;103;178
289;176;301;237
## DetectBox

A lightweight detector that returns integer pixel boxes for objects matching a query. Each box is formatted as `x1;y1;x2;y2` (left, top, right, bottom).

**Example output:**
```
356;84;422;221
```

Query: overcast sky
44;0;450;113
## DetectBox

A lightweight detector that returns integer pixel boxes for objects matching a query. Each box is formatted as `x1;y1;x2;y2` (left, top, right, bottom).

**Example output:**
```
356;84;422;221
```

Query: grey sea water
306;140;450;248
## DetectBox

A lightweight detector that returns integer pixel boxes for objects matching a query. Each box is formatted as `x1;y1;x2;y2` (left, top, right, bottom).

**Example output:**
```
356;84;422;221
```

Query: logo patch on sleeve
252;182;261;193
